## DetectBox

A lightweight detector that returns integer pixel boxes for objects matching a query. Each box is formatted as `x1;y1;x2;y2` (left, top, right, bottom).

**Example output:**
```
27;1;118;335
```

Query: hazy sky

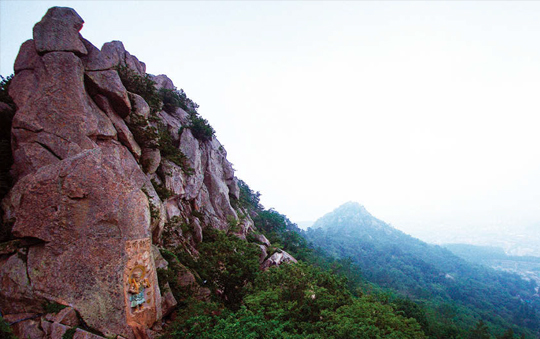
2;1;540;239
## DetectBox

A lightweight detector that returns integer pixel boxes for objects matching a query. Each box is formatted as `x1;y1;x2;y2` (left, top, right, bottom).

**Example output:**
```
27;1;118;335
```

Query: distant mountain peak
310;202;389;233
333;201;371;216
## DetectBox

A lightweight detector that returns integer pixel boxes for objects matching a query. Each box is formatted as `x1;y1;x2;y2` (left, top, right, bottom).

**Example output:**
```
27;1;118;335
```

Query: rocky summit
0;7;293;338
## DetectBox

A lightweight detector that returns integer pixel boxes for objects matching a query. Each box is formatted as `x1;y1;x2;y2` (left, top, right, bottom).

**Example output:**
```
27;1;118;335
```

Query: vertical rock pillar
1;7;160;338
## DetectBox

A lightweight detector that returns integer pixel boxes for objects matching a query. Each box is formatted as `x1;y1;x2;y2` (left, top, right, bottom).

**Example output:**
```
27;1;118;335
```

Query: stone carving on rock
124;238;158;331
128;266;150;311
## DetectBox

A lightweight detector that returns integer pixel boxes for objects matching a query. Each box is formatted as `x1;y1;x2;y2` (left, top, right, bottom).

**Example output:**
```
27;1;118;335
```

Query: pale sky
2;1;540;240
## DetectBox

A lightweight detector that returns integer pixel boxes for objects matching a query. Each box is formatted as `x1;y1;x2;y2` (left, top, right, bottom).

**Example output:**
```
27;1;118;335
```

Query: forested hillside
307;202;540;338
156;183;428;338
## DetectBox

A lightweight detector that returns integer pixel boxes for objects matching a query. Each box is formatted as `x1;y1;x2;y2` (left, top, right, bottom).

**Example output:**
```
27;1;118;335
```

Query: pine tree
498;329;515;339
470;320;491;339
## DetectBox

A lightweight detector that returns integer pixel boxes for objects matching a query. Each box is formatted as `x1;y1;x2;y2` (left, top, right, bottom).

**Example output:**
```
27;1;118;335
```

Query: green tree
195;229;261;309
393;297;429;332
246;262;351;327
236;179;262;211
319;297;427;339
470;320;492;339
0;315;17;339
498;329;515;339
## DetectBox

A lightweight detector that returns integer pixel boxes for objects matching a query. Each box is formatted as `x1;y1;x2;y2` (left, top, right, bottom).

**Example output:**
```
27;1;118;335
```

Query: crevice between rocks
23;247;34;290
35;141;62;160
13;126;44;134
90;134;116;143
41;130;71;144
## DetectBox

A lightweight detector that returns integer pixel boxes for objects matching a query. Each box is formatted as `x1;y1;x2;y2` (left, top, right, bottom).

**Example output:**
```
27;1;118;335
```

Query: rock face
3;7;159;336
1;6;294;338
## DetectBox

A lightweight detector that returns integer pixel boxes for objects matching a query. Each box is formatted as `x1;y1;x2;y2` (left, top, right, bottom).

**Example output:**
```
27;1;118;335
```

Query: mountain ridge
311;201;407;240
307;202;540;337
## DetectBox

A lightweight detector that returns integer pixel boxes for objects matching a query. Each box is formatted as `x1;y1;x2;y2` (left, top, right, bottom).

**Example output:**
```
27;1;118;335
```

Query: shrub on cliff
0;75;14;111
157;123;193;175
187;114;215;142
116;65;161;115
159;87;215;142
0;316;17;339
235;179;262;211
159;88;183;114
159;87;199;115
0;75;14;242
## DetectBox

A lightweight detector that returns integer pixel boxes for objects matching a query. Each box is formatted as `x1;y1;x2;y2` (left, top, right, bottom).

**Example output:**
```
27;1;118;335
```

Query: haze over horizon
2;1;540;244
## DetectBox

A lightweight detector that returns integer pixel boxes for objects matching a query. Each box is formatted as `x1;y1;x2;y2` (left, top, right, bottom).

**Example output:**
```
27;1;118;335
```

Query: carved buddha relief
124;238;157;324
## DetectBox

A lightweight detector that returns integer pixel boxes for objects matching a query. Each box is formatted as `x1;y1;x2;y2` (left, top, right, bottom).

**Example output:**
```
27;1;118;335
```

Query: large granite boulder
85;70;131;118
4;144;161;337
0;251;44;314
9;50;116;179
202;139;237;223
94;95;141;160
14;40;41;73
102;41;146;75
33;7;87;55
81;38;115;71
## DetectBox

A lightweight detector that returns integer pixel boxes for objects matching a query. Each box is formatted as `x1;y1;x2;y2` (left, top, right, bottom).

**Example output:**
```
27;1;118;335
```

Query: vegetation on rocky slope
117;65;215;142
0;75;14;243
152;180;425;337
162;184;536;339
0;316;17;339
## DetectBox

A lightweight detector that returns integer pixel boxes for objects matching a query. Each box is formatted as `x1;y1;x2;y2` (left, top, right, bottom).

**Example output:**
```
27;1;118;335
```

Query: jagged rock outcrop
261;250;298;270
0;6;294;338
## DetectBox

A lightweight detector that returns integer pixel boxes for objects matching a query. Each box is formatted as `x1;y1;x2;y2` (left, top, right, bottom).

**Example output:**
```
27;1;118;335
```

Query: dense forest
153;182;425;338
307;202;539;338
156;186;537;338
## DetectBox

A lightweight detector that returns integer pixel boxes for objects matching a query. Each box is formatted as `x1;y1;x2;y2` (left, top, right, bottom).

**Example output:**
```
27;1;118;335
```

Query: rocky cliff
0;7;293;339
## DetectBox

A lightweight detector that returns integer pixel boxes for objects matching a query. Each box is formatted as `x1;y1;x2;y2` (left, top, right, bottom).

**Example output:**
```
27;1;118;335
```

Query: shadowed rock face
1;6;289;338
